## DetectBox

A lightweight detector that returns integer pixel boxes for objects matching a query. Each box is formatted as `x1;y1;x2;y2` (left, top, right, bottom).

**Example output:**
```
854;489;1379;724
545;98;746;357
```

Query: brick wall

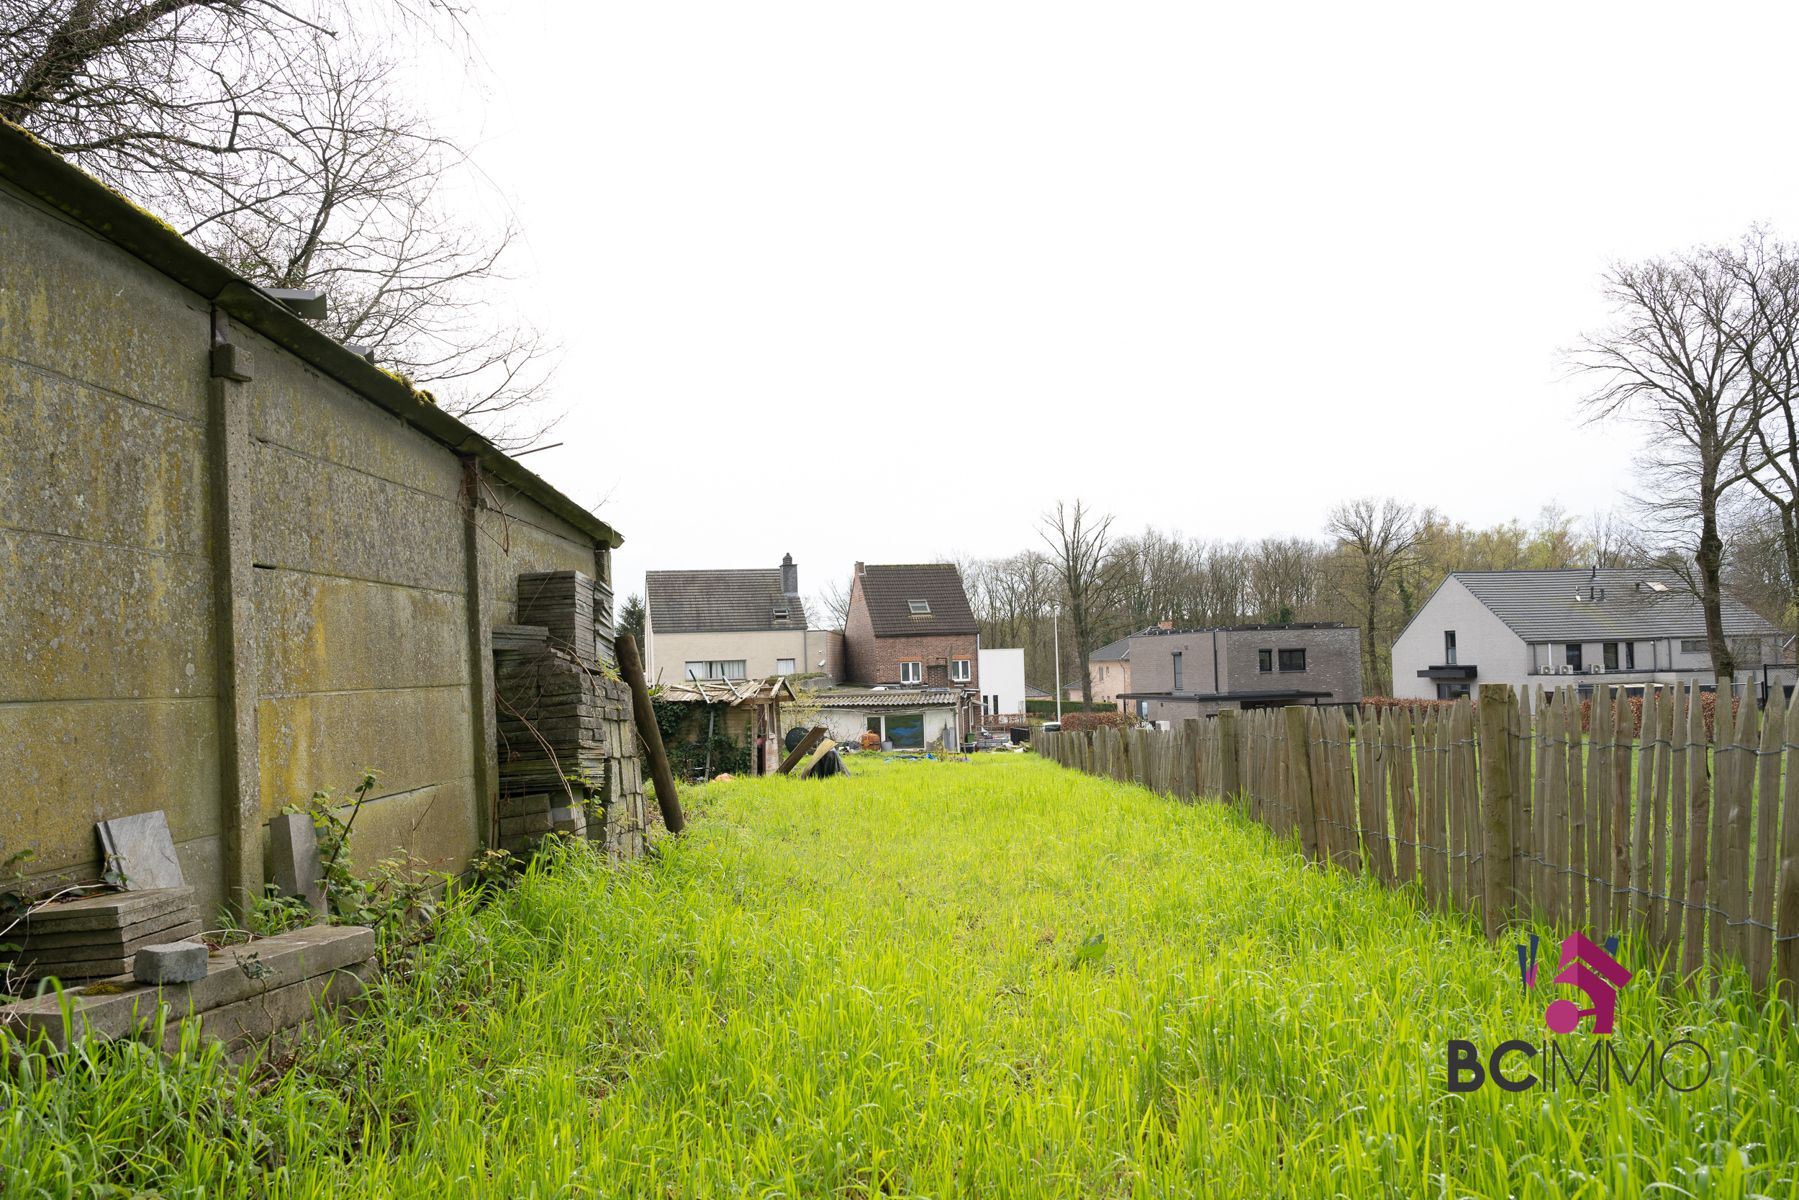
848;633;979;689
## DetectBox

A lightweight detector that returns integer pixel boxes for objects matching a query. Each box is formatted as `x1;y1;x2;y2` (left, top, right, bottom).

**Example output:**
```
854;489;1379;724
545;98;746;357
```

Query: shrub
1062;711;1132;733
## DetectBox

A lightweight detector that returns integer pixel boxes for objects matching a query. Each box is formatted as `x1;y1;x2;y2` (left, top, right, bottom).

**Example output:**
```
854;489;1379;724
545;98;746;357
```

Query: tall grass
4;755;1795;1198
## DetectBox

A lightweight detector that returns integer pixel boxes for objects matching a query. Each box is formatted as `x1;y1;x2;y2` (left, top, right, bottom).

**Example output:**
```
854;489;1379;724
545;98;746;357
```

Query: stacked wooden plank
3;887;198;982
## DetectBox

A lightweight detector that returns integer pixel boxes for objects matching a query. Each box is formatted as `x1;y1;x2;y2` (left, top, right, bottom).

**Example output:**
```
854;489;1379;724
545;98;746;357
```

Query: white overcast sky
425;1;1799;608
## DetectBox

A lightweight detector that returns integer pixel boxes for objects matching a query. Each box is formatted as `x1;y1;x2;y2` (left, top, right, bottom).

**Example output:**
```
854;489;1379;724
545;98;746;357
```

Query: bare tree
810;575;852;632
195;40;557;447
1041;500;1118;706
2;2;556;447
1327;497;1422;694
1715;229;1799;645
1574;250;1761;688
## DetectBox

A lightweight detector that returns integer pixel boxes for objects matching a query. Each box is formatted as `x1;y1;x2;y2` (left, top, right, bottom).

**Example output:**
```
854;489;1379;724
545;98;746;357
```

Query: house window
950;658;971;682
1437;682;1472;700
1444;631;1457;666
1680;638;1707;654
1603;642;1619;671
886;712;925;748
776;658;796;675
1258;649;1274;673
685;660;747;680
1566;644;1583;671
1625;642;1636;669
900;660;923;684
1172;651;1184;692
908;599;931;614
1278;648;1307;672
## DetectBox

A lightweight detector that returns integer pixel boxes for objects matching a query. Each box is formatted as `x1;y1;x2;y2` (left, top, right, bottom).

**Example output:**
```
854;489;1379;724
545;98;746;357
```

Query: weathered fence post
1477;684;1518;937
1218;710;1241;804
1285;706;1321;862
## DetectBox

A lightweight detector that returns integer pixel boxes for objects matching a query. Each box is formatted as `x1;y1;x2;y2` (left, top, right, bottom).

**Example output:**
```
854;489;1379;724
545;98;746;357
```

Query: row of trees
3;0;553;446
989;229;1799;704
975;501;1633;701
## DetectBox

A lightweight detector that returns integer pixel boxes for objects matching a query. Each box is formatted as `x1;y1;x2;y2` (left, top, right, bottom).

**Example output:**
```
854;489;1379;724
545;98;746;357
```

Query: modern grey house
1119;623;1363;724
1391;569;1791;700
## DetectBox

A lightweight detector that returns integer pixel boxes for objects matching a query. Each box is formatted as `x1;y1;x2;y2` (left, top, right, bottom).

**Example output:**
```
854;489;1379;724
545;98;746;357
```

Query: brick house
841;563;981;743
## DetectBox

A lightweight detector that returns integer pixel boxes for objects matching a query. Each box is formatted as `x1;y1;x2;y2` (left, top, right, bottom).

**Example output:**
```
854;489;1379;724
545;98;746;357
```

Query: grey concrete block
267;812;324;911
96;811;185;890
133;941;210;984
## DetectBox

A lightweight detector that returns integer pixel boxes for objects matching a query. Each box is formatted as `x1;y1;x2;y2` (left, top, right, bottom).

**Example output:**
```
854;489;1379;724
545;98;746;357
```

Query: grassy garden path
7;755;1798;1198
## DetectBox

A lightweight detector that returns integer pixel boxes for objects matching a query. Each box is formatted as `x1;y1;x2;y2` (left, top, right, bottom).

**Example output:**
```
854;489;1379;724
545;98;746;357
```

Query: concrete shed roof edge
0;121;621;549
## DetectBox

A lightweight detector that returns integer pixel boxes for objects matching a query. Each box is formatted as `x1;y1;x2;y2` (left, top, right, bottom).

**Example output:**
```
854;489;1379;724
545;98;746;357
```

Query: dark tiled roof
815;687;962;709
1089;636;1132;662
1450;569;1781;642
856;564;978;637
646;568;807;634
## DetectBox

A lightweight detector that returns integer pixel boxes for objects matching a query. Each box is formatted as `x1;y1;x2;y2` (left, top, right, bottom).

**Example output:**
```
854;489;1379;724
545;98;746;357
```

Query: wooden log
615;634;685;835
1750;691;1789;991
1649;688;1673;949
1446;704;1467;907
1568;687;1589;931
1681;682;1710;979
1478;684;1517;935
776;726;827;775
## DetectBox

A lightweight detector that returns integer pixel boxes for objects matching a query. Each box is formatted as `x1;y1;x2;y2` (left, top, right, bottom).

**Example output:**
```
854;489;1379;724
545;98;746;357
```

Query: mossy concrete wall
0;179;615;921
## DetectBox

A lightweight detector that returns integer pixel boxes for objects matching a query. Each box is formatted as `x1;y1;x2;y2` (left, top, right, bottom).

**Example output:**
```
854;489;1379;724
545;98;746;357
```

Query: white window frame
685;659;748;680
776;658;796;675
950;658;971;682
908;599;931;614
900;660;923;684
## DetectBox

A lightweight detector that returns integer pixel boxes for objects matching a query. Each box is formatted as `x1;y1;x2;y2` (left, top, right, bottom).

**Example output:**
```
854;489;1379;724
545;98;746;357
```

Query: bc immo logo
1448;932;1710;1094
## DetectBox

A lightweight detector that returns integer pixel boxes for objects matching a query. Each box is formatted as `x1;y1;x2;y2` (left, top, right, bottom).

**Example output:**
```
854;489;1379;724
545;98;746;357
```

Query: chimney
854;561;865;577
781;552;798;596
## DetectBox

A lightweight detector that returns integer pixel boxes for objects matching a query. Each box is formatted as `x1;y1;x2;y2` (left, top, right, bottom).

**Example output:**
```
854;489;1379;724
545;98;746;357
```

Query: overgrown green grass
5;756;1797;1198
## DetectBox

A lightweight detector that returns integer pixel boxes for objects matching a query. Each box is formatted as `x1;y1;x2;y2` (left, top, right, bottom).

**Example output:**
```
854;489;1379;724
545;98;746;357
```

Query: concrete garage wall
0;139;623;923
1;181;229;910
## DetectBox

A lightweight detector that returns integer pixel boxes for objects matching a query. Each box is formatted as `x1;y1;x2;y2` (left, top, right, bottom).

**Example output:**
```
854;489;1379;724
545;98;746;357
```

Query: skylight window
908;599;931;614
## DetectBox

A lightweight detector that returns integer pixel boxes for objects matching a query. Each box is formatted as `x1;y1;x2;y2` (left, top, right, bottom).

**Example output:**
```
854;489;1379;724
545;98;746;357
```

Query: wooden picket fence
1037;683;1799;1000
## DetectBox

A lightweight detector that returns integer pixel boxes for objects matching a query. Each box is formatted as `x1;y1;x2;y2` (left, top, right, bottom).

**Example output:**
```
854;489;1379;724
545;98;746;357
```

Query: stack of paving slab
493;640;645;860
0;924;375;1055
2;888;198;983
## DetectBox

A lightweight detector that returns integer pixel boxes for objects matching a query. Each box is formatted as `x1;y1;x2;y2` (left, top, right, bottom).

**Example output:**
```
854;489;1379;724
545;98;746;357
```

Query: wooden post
1715;691;1755;971
1218;711;1242;804
1478;685;1517;936
1681;683;1710;978
1751;691;1789;990
1392;708;1417;886
1285;706;1321;862
1591;686;1614;934
1544;691;1567;926
616;634;686;834
1632;687;1659;931
1776;691;1799;1008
